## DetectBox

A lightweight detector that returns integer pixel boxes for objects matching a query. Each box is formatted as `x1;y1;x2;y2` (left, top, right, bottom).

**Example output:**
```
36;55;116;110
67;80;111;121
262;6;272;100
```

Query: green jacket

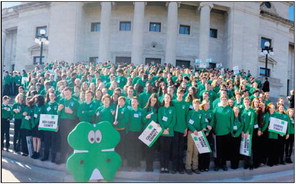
138;92;151;109
58;97;79;120
20;106;34;130
44;101;58;115
12;102;25;119
187;109;206;132
241;108;255;135
77;101;97;123
143;106;158;128
265;112;280;139
4;75;12;85
231;115;243;137
33;105;46;128
2;104;12;119
114;105;130;129
210;105;234;136
158;106;176;137
95;105;114;124
287;117;294;135
127;108;144;132
172;99;189;133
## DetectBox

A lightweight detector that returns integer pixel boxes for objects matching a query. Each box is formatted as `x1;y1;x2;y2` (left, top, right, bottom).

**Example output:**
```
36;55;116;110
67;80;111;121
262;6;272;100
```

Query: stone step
2;151;294;182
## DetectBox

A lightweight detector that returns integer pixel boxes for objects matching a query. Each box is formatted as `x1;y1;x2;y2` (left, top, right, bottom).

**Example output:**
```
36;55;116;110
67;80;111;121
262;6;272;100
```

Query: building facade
2;2;295;97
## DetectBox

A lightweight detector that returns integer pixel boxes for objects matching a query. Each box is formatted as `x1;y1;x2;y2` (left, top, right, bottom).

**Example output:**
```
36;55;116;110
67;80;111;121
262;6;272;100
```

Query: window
89;57;98;64
33;56;45;65
176;60;191;68
261;37;272;49
145;58;161;65
149;22;161;32
35;26;47;38
115;57;131;64
91;22;100;32
259;67;270;77
210;28;218;38
179;25;190;35
119;22;131;31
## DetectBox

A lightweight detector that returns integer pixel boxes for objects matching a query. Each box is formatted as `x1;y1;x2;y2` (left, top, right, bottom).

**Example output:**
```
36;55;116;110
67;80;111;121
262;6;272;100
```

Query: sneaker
204;168;209;172
164;168;169;173
286;158;293;164
193;169;200;174
185;169;192;175
160;168;165;173
21;153;28;156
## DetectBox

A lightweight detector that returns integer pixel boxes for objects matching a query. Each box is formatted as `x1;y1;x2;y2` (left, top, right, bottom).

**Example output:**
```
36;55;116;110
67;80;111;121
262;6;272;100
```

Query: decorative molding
258;56;277;67
198;2;214;11
260;10;294;27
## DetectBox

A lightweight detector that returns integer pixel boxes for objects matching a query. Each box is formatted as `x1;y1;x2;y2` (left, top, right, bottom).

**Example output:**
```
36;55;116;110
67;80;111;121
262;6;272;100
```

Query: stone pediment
28;44;48;54
258;56;277;67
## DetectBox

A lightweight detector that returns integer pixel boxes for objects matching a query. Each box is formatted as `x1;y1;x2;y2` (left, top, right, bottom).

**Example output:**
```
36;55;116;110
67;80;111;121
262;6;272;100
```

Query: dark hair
144;93;159;109
34;94;45;106
161;93;173;106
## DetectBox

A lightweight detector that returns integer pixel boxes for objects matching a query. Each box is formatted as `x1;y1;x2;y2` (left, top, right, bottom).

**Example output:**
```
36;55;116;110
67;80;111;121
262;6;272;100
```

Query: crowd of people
1;60;295;175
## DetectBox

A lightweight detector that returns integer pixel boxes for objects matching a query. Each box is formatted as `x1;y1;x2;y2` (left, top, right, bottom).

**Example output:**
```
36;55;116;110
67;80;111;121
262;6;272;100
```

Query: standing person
143;94;159;172
158;94;176;173
287;90;294;109
2;96;12;151
3;71;12;96
185;99;205;175
77;90;97;123
251;98;260;168
31;95;46;159
113;96;129;164
256;102;268;167
210;95;234;171
12;93;25;153
171;89;189;174
262;77;270;92
230;106;243;169
276;105;290;165
57;87;79;164
285;108;294;163
20;97;34;156
126;97;144;171
42;92;58;162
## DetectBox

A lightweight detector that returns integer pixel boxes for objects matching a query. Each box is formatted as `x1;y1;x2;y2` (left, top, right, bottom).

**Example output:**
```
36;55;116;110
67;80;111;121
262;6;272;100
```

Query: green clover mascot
66;121;122;182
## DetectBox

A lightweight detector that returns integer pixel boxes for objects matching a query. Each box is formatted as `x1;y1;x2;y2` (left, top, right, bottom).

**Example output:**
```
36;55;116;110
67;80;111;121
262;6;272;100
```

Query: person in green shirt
277;105;290;165
42;92;59;162
142;93;159;172
31;95;46;159
126;97;144;171
158;93;176;173
3;71;12;96
56;87;79;164
2;96;12;151
95;94;114;124
171;89;189;174
77;90;97;123
20;97;34;156
230;106;243;169
12;93;25;153
185;99;205;175
285;108;294;164
210;95;234;171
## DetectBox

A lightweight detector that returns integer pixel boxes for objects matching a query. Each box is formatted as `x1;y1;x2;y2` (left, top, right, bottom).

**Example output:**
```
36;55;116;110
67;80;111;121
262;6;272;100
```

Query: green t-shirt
172;99;189;133
187;109;206;132
58;97;79;120
95;105;114;124
158;106;176;137
77;101;98;123
2;104;12;119
12;102;25;119
210;105;234;136
127;108;144;132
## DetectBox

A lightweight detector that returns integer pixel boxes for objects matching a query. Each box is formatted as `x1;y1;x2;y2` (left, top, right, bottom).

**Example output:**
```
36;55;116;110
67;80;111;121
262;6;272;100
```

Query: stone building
2;2;295;97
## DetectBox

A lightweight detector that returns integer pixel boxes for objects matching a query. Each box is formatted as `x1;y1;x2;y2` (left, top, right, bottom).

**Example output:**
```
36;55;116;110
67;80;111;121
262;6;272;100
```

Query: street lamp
34;29;49;65
260;41;274;77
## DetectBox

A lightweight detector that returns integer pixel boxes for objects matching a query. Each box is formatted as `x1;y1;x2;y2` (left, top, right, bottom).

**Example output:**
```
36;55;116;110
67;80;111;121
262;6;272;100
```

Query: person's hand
146;114;152;119
257;130;262;136
65;107;73;114
286;134;289;139
27;116;31;119
244;133;249;138
207;125;212;130
23;112;27;116
111;111;115;115
279;134;284;137
163;129;169;135
194;130;199;136
13;109;18;113
241;132;245;138
113;121;118;125
58;104;64;111
183;129;188;137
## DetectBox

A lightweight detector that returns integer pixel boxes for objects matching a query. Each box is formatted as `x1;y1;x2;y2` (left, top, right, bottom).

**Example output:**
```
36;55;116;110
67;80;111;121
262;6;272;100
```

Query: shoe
185;169;192;175
286;158;293;164
33;152;40;159
204;168;209;172
171;170;177;174
249;165;254;170
193;169;200;174
179;169;185;174
31;152;37;159
160;168;165;173
21;153;28;156
164;168;169;173
214;167;219;171
222;166;228;171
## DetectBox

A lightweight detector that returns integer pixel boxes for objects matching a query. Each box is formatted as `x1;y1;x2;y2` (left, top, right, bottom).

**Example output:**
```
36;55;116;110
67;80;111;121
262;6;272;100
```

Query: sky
1;1;295;21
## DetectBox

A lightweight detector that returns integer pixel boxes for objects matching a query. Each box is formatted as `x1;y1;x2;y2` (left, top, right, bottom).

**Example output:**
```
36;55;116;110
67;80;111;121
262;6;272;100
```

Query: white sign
138;121;163;147
38;114;59;131
233;66;240;75
199;63;207;69
268;117;288;135
240;134;252;156
206;58;212;63
21;77;28;85
191;132;212;154
195;59;201;64
216;63;223;68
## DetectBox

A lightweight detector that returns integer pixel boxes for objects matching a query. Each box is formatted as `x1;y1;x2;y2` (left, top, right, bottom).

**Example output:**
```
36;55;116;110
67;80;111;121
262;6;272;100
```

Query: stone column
2;30;7;70
198;2;213;64
99;2;111;62
165;2;178;65
131;2;145;65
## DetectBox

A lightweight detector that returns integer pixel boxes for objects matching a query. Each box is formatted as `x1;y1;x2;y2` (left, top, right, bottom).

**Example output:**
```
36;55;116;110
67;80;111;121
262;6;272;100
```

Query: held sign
138;121;163;147
240;134;252;156
268;117;288;135
38;114;59;131
191;131;212;154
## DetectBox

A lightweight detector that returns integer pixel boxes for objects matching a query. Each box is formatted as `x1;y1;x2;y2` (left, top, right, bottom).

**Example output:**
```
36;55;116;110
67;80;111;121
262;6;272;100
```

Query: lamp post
34;29;49;65
260;41;274;77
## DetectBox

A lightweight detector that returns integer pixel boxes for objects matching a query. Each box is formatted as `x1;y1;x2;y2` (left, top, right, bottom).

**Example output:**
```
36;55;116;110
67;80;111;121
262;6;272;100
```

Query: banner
38;114;59;131
138;121;163;147
21;77;28;85
199;63;207;69
240;134;252;156
233;66;240;75
206;58;212;63
216;63;223;68
268;117;288;135
195;59;201;64
191;131;212;154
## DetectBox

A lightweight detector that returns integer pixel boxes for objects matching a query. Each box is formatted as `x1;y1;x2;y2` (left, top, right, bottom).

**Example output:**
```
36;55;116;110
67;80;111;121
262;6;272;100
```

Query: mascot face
66;121;122;182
